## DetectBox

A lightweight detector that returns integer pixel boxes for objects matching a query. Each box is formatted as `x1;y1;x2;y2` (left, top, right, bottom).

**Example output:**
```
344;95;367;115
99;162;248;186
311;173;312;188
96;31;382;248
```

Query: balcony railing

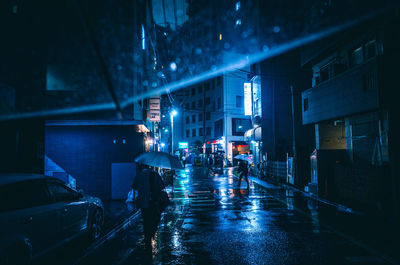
302;58;379;124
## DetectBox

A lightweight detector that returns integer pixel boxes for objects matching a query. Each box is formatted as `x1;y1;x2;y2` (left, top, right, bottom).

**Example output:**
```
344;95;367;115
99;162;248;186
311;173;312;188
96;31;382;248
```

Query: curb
232;171;359;215
278;181;359;214
72;210;141;265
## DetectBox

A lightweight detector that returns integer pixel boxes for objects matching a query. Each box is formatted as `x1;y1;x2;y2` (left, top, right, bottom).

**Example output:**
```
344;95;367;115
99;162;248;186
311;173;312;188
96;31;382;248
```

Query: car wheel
88;209;103;241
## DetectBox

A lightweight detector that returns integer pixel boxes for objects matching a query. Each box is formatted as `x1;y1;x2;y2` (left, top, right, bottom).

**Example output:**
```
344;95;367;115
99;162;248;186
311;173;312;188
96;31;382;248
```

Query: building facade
300;15;399;214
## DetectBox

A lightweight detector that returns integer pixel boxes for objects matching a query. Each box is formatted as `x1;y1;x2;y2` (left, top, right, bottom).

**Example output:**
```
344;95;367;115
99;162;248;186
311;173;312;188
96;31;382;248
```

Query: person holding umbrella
132;163;165;251
133;151;183;250
235;154;252;190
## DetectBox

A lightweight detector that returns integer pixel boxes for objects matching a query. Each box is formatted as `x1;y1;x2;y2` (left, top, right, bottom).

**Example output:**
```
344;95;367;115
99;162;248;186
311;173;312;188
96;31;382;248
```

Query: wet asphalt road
75;166;397;265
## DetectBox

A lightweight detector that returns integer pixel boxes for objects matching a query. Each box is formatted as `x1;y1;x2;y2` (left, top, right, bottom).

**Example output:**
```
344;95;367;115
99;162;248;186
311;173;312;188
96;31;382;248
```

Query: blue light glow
141;24;146;50
273;26;280;33
170;62;177;71
235;2;240;11
0;9;384;122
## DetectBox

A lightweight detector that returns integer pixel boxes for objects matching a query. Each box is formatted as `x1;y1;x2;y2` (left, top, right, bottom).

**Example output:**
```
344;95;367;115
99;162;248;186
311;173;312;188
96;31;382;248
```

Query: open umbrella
135;151;184;170
234;154;253;163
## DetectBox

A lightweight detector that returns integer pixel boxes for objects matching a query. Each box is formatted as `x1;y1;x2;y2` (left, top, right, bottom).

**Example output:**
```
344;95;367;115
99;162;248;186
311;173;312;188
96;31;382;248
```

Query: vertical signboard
148;97;161;122
244;82;252;116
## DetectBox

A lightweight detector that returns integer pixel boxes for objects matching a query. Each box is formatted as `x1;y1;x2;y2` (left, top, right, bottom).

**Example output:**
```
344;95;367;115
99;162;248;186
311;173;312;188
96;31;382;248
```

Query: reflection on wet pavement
78;166;396;265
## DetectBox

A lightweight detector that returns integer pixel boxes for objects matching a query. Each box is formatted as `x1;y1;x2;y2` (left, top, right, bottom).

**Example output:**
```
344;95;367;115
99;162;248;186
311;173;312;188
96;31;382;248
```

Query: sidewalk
102;200;139;233
235;169;400;264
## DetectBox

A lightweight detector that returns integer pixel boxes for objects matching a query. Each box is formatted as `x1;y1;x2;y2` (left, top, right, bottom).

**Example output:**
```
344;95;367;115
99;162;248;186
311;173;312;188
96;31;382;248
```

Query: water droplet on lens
273;26;280;33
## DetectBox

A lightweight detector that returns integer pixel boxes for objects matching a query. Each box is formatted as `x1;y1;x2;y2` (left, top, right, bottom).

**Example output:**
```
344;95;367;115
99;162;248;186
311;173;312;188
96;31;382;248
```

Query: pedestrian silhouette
132;164;165;251
237;160;250;190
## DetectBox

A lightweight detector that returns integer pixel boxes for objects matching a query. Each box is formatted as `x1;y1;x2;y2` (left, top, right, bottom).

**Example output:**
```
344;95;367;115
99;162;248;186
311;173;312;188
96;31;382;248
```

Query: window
47;182;79;202
319;65;329;83
206;127;211;136
205;97;210;105
232;118;251;136
205;83;210;91
185;103;189;110
186;130;190;137
350;46;363;66
206;112;211;120
211;81;215;90
365;40;376;60
199;113;203;121
198;86;202;94
217;76;222;86
192;115;196;123
199;128;203;136
214;119;223;138
217;97;221;109
0;180;50;212
186;116;190;124
185;89;189;96
236;96;243;108
213;101;216;111
198;99;203;108
192;101;196;109
303;98;309;111
192;87;196;95
192;129;196;137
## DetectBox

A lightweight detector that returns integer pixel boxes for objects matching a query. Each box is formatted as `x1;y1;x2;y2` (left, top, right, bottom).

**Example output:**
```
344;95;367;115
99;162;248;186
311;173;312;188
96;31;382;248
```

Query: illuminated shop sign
178;142;189;149
244;82;252;116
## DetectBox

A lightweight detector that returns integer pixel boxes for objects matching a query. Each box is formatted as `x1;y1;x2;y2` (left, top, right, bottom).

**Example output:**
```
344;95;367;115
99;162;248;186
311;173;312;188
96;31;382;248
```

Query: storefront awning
244;126;262;141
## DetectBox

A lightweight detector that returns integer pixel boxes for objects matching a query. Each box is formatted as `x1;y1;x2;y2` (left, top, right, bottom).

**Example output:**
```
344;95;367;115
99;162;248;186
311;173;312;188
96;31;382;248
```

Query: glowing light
219;33;222;40
146;139;153;145
170;62;177;71
161;143;165;147
164;129;169;132
141;24;146;50
273;26;280;33
244;83;252;116
235;1;240;11
171;109;178;116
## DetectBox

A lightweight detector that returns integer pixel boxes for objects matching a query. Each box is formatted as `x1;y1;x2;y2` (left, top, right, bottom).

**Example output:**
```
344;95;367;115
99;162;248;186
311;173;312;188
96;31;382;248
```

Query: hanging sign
244;82;252;116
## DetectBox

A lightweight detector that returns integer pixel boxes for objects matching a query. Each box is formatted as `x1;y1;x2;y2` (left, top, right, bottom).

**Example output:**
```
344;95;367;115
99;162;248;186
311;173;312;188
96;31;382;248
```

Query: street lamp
170;109;178;155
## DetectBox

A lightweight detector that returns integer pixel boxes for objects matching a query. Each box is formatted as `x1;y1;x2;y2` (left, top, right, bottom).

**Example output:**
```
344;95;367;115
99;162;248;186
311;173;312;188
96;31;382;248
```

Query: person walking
237;159;250;190
132;164;164;251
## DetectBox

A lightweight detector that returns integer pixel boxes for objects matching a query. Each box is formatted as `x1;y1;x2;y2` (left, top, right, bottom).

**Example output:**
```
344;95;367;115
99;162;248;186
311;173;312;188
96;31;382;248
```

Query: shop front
231;141;250;166
244;126;263;169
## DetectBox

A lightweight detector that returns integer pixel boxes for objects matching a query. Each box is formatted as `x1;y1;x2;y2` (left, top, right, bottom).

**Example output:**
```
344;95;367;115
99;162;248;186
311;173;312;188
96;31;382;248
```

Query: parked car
0;174;104;265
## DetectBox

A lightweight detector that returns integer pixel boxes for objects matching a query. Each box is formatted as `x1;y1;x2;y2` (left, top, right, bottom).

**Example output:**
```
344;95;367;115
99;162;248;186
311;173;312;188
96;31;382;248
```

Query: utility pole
203;83;206;156
290;85;297;183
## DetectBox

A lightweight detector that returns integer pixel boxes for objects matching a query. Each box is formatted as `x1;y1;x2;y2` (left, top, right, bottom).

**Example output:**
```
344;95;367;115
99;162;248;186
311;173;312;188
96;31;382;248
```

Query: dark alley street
67;167;398;265
1;1;400;264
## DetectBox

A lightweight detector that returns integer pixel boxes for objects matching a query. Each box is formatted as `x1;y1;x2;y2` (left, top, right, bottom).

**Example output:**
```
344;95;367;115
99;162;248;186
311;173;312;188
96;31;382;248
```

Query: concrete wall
45;125;144;200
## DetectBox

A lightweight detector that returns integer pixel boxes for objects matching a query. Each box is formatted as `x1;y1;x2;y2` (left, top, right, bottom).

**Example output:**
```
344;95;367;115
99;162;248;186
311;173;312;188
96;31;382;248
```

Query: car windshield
0;180;50;212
